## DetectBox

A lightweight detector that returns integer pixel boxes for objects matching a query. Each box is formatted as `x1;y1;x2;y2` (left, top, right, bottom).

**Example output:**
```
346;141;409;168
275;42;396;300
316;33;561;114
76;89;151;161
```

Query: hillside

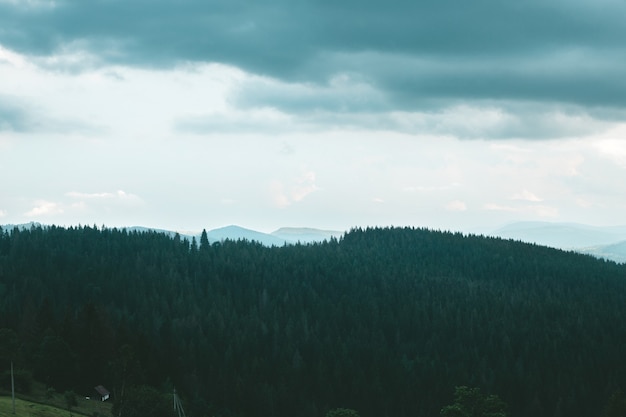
0;393;110;417
1;225;626;417
0;396;71;417
578;240;626;264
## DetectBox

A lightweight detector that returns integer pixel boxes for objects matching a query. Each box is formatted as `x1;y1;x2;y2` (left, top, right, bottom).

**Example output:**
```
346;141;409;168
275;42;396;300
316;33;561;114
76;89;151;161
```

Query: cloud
0;0;57;9
24;200;63;217
176;108;295;135
0;95;102;133
178;97;614;140
291;171;319;202
476;104;612;140
180;62;617;139
2;0;626;116
66;190;143;205
0;209;6;218
232;72;389;114
270;171;319;208
219;68;616;138
0;100;35;132
0;44;27;66
593;138;626;168
19;191;144;223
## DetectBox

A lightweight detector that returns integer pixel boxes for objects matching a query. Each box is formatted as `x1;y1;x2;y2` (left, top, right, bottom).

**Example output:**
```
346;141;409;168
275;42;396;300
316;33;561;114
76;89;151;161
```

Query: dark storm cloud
3;0;626;110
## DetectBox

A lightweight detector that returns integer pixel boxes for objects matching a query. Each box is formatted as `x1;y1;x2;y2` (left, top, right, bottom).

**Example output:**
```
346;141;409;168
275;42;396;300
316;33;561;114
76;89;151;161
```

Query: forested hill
1;225;626;417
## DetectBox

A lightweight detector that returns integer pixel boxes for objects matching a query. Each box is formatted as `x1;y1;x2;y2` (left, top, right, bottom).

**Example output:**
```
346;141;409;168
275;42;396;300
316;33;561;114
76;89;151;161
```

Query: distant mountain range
3;221;625;263
199;225;344;246
0;222;345;247
486;221;626;263
578;240;626;264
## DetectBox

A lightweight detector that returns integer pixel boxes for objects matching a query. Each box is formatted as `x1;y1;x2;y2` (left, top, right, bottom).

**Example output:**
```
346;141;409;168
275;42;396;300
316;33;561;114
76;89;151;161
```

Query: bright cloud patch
270;171;319;208
66;190;142;204
0;44;26;67
17;191;144;224
593;138;626;168
24;200;63;217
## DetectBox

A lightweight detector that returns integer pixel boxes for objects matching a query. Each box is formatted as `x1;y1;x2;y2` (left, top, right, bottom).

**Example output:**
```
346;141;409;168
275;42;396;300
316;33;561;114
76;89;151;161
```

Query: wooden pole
173;389;187;417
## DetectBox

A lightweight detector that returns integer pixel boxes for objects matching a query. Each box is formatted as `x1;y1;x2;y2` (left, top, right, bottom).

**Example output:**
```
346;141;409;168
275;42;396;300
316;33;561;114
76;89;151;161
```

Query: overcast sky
1;0;626;233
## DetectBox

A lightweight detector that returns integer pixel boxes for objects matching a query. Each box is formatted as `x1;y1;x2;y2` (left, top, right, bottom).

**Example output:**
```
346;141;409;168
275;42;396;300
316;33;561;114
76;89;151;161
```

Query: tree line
1;224;626;417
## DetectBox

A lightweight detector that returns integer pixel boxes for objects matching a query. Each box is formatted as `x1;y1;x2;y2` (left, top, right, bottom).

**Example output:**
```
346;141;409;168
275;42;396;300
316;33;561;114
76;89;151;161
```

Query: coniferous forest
1;224;626;417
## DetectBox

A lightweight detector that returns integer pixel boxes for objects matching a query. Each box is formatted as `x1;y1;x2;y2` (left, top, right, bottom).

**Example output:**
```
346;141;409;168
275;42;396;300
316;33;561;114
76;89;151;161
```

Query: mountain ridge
484;221;626;263
3;221;625;263
2;225;625;417
0;222;345;247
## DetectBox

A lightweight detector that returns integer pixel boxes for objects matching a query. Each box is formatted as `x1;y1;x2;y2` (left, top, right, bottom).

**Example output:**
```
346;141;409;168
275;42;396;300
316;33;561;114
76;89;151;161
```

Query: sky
1;0;626;234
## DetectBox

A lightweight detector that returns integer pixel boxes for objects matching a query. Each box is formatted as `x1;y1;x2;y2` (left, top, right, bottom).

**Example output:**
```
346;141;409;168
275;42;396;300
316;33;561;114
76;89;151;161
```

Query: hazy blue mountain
0;222;342;247
6;221;625;262
489;221;626;249
125;226;190;239
0;221;43;231
271;227;344;244
486;221;626;263
125;225;341;246
578;240;626;264
205;225;288;246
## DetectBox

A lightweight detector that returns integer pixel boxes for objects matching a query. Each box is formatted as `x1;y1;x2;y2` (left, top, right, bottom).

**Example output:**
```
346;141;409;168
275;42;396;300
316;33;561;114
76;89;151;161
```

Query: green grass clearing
0;381;112;417
0;395;77;417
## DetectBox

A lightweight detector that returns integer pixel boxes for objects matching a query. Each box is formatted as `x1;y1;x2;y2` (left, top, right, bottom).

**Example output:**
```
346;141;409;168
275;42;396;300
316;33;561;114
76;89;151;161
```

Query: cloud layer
2;0;626;232
2;0;626;114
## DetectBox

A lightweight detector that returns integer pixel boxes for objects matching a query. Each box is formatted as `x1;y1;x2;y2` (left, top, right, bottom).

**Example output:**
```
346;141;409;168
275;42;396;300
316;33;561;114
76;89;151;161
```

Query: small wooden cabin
94;385;110;401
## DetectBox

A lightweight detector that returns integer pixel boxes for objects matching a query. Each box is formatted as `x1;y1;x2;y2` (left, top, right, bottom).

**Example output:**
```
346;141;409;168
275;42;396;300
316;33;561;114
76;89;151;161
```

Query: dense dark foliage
1;224;626;417
441;386;507;417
